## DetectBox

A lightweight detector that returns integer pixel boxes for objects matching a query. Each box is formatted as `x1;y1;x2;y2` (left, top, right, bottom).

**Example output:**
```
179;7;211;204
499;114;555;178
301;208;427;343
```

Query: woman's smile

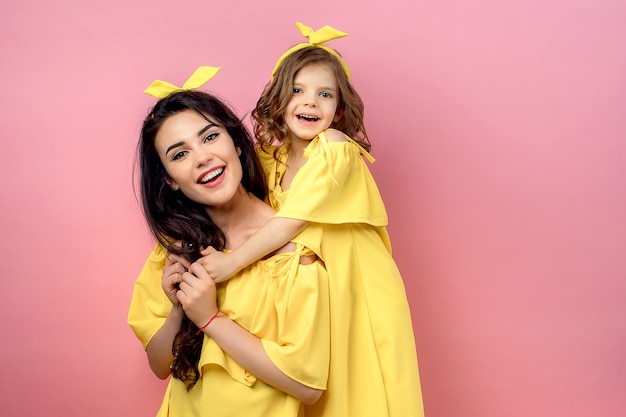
154;109;244;207
198;166;225;185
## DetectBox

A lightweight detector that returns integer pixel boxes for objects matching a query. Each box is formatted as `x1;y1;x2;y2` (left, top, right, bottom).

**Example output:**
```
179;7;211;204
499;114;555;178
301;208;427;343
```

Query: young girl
199;24;425;417
127;70;330;417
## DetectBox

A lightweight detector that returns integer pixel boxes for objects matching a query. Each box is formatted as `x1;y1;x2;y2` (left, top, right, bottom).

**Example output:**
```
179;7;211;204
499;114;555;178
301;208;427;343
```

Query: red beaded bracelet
195;311;223;335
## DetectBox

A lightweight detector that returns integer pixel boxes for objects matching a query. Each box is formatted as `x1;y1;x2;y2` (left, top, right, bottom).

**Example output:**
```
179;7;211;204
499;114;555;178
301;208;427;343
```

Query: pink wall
1;1;624;416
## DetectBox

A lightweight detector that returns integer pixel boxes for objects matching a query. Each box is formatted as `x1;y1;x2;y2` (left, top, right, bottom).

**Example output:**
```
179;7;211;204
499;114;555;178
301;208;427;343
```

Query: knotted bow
271;22;350;79
144;66;221;98
296;22;347;45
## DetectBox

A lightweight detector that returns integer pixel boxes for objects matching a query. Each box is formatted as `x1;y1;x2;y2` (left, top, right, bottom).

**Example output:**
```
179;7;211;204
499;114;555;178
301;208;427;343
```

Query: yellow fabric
144;66;221;99
128;236;330;417
259;132;386;226
257;131;425;417
271;22;351;79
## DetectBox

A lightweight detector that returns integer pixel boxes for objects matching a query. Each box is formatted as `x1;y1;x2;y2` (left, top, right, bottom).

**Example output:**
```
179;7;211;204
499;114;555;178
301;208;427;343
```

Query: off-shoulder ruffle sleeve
259;245;330;389
127;243;170;350
275;131;389;226
129;241;330;390
198;336;259;386
127;244;258;387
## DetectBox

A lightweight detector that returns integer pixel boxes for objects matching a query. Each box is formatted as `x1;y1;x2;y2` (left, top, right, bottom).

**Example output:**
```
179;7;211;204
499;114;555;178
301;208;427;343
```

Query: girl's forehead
298;62;332;73
295;64;335;80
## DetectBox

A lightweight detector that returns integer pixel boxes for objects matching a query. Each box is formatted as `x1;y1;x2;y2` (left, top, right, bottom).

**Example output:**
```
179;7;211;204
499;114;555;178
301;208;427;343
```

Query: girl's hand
161;253;189;308
176;262;218;327
197;246;239;283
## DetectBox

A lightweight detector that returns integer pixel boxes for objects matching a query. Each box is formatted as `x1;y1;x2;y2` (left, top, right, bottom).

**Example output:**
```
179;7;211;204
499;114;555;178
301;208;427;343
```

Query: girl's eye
293;87;302;94
203;132;219;143
320;92;333;98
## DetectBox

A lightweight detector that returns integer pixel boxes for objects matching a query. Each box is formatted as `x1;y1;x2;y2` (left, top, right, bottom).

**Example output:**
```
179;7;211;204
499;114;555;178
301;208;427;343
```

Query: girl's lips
297;113;319;121
295;114;321;128
197;166;225;184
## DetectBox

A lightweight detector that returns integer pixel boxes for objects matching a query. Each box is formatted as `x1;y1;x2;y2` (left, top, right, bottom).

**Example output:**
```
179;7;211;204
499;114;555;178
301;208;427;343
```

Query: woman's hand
147;253;189;379
176;262;218;327
197;246;240;283
161;253;190;308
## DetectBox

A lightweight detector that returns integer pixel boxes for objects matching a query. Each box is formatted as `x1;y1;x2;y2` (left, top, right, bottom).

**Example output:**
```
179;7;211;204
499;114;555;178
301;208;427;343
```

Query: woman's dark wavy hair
252;46;371;153
137;90;266;390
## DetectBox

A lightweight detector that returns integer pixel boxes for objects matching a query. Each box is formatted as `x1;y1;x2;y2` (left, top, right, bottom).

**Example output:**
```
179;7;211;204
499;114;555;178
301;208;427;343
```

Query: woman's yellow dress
128;240;330;417
257;131;425;417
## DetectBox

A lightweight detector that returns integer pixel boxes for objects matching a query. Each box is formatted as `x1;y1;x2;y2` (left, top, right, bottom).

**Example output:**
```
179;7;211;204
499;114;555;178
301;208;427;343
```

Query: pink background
1;1;625;416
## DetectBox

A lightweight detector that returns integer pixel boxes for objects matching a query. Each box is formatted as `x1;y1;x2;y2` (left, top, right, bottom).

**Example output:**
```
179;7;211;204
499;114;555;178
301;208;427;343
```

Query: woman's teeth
199;168;223;184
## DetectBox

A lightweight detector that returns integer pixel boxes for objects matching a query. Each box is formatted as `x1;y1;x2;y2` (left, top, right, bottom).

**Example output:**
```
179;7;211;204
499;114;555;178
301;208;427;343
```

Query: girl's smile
284;63;340;144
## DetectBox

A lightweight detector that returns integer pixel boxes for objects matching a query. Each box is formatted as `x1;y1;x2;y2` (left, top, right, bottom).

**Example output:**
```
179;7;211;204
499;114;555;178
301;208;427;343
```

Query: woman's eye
203;132;219;143
172;151;186;161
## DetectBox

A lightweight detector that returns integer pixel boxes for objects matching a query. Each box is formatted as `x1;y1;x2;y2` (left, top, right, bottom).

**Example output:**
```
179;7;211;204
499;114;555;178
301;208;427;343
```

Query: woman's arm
198;217;307;283
203;313;323;405
145;307;184;379
177;262;323;405
145;253;188;379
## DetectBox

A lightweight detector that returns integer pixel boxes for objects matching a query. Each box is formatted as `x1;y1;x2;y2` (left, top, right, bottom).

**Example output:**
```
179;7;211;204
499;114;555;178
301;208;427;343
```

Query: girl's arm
198;130;350;283
178;261;323;405
198;217;307;283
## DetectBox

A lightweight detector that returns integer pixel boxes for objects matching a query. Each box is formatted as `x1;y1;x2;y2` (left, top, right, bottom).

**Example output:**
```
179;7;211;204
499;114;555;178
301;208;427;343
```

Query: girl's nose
303;93;318;106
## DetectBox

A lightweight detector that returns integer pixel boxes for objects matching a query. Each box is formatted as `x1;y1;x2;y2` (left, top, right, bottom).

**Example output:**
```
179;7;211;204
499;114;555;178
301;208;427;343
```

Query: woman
127;86;330;417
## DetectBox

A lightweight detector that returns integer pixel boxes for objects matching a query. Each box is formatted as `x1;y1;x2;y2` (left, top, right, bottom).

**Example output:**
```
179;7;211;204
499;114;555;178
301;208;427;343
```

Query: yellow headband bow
144;66;221;98
271;22;350;80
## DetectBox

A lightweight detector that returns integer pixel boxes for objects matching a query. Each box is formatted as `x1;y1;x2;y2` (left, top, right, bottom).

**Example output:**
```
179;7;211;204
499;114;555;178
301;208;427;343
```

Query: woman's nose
195;147;213;167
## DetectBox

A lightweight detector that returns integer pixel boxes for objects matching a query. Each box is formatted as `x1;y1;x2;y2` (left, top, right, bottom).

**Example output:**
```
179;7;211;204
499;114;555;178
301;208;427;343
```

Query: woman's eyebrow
165;141;184;155
165;123;217;155
197;123;216;137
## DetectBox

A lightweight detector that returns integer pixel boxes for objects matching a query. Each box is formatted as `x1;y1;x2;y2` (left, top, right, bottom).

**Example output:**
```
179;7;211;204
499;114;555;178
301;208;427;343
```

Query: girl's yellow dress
128;240;330;417
257;130;425;417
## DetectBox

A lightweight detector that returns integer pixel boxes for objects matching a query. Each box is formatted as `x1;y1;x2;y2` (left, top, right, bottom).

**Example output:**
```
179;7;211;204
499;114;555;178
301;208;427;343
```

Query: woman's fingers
176;267;217;325
168;253;191;270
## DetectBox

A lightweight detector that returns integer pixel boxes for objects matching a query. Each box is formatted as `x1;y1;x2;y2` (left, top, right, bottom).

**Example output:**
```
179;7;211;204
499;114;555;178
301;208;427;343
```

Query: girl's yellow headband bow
144;66;221;98
271;22;350;80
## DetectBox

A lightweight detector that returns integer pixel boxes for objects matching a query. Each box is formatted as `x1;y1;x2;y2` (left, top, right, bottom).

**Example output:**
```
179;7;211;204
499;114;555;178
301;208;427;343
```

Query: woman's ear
236;147;242;157
166;178;180;191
